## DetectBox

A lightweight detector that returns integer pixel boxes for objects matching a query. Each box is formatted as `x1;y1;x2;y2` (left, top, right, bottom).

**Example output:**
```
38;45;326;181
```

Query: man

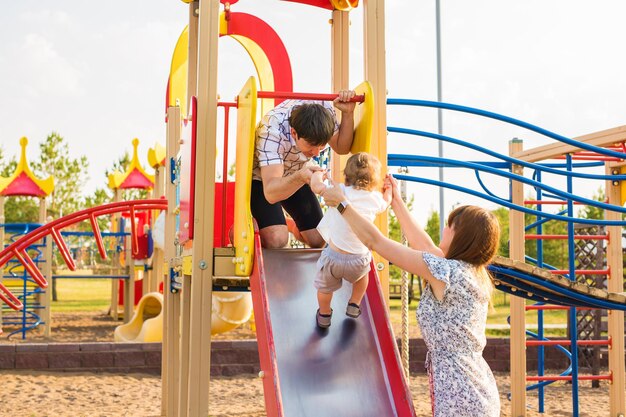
251;90;356;248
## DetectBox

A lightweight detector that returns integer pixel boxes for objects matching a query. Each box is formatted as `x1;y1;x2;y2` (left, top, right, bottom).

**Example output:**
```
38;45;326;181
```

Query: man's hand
320;179;346;207
298;165;325;185
333;90;357;114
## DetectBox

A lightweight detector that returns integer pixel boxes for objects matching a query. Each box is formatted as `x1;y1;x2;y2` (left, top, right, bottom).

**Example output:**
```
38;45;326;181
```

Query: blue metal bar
489;266;626;311
566;155;580;415
386;99;626;160
535;171;546;412
392;173;626;227
493;279;585;307
525;209;568;233
387;126;626;181
390;154;626;215
525;326;573;394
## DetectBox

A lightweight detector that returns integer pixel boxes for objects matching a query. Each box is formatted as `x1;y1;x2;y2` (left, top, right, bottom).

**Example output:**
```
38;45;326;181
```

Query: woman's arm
387;175;443;256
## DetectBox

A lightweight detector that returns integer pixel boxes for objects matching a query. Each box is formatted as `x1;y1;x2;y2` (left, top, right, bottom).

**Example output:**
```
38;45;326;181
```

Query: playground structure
0;137;54;338
0;135;253;342
387;101;626;416
0;2;624;417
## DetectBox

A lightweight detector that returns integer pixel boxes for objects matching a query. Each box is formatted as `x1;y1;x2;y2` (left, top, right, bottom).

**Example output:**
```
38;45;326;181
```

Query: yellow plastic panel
233;77;257;276
169;26;189;118
182;255;193;276
351;80;374;154
231;35;275;117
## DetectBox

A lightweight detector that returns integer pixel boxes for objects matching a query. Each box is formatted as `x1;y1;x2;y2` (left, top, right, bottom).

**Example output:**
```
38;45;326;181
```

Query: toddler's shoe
316;309;332;328
346;302;361;318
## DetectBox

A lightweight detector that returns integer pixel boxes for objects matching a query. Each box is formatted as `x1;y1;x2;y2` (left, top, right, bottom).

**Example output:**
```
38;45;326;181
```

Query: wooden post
162;106;182;417
363;0;390;300
509;138;527;416
182;0;220;416
151;163;164;294
604;165;626;416
330;9;350;185
176;3;199;415
124;241;135;324
111;188;121;321
39;198;52;337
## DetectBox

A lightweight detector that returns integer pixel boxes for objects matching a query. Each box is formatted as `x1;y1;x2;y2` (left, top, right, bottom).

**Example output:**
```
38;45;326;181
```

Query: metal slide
250;246;416;417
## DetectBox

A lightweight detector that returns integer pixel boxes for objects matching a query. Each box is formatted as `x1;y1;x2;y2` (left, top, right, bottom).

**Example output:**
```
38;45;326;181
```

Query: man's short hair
288;103;335;146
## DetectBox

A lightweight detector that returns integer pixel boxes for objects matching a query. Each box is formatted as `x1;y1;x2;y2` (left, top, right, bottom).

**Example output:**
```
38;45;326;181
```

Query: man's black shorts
251;180;323;232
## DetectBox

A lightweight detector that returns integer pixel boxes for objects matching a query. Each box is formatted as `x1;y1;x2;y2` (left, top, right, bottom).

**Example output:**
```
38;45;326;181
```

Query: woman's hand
320;180;346;207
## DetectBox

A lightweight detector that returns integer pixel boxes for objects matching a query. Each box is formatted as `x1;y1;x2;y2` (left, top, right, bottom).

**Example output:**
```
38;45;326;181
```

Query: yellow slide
114;292;164;343
114;291;253;342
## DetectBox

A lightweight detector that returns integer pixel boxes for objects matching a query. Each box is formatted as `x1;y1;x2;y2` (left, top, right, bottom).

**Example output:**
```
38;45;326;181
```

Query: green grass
48;278;569;338
388;290;568;338
51;278;111;312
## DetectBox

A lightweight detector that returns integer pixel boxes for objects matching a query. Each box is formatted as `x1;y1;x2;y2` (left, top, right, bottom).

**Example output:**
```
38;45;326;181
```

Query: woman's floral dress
416;252;500;417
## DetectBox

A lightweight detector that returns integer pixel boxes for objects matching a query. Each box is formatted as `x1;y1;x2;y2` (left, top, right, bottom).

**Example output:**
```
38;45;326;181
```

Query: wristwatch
336;201;350;214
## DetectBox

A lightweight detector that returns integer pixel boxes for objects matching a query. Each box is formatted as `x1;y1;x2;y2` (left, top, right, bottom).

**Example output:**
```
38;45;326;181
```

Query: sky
1;1;626;223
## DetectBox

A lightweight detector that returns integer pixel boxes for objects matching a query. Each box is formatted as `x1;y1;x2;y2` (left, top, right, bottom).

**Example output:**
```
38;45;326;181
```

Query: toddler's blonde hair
344;152;382;191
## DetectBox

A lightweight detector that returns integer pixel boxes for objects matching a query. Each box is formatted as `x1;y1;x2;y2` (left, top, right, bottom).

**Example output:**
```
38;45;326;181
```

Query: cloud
17;32;84;98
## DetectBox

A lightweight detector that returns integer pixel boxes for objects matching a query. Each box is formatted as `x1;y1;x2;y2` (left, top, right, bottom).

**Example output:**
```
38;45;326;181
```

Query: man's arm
309;170;326;195
327;90;356;155
260;164;323;204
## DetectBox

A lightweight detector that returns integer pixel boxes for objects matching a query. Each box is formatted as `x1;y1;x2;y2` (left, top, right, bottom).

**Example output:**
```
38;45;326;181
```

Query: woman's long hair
445;205;500;298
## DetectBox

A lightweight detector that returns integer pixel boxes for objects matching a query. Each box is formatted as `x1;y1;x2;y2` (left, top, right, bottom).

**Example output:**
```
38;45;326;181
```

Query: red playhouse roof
108;138;155;190
0;137;54;197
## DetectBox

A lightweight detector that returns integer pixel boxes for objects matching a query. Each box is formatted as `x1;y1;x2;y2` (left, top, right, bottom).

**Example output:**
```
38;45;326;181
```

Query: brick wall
0;338;615;375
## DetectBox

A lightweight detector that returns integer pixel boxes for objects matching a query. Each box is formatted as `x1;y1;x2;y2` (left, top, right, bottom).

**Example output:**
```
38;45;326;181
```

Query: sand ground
0;312;619;416
0;369;613;417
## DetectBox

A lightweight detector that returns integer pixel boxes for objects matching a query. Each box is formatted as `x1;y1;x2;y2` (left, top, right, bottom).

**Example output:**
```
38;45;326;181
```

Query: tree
424;210;440;246
524;203;568;270
579;187;605;221
32;132;90;220
492;206;510;258
388;195;415;281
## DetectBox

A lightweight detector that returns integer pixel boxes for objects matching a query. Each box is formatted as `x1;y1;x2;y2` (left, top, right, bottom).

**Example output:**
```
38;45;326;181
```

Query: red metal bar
549;269;609;275
554;155;622;161
50;227;76;270
257;91;365;103
0;282;24;310
218;101;238;108
221;105;230;247
526;305;598;311
525;234;609;240
526;339;610;347
89;214;107;260
524;200;585;205
129;205;139;256
14;249;48;288
526;374;612;382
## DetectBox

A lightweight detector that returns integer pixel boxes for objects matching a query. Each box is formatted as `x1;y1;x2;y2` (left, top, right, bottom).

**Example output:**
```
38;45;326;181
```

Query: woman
321;174;501;417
